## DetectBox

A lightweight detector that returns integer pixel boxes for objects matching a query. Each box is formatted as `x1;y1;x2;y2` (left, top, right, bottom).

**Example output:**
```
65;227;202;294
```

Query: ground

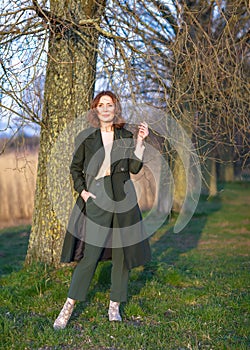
0;182;249;349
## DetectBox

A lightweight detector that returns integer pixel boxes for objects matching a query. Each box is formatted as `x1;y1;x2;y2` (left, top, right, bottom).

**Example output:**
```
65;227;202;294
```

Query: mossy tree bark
26;0;105;266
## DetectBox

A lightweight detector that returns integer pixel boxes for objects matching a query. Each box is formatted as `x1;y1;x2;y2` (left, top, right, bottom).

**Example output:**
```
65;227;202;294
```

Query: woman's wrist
134;139;145;160
136;136;144;144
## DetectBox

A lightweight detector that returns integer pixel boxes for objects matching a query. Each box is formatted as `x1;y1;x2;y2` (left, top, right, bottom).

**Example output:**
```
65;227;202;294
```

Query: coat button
121;167;125;171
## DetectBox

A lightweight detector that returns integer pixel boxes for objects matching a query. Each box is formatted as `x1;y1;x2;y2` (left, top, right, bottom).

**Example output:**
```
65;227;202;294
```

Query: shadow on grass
89;193;223;304
130;193;222;291
0;225;31;277
152;192;223;266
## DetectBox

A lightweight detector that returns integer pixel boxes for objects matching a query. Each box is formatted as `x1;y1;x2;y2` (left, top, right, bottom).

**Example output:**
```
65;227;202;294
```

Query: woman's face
96;95;115;124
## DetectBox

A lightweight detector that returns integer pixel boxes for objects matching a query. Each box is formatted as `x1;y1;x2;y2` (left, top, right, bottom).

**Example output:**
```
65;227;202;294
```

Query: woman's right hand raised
80;189;96;202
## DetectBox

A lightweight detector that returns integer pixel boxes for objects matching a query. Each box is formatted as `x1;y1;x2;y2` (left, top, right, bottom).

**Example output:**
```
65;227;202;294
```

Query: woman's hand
134;122;148;160
81;189;96;202
137;122;149;142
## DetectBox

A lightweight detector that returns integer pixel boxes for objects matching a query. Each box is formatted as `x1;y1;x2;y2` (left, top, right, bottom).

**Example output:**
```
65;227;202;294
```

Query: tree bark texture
26;0;105;266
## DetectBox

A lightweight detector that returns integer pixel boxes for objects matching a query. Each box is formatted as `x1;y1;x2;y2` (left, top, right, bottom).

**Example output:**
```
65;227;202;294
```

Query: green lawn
0;182;249;349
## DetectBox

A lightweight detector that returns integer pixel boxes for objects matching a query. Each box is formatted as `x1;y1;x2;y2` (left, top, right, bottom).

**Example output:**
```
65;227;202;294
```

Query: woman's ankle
66;297;76;306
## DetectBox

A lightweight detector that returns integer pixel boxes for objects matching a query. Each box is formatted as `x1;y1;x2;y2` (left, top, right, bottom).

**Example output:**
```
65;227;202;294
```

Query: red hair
88;91;125;128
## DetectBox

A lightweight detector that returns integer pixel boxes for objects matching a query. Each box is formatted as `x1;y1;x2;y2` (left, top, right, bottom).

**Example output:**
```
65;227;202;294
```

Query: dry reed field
0;151;38;228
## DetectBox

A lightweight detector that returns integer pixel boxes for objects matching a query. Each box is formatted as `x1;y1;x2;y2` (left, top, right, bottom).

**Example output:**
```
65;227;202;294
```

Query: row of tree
0;0;249;265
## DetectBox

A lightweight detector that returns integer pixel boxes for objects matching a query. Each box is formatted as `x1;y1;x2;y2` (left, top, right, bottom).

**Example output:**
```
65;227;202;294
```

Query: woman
53;91;151;330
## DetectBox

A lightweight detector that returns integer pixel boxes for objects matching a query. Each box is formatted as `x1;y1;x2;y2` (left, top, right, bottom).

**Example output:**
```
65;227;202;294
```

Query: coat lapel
111;128;129;174
86;128;103;149
85;128;105;176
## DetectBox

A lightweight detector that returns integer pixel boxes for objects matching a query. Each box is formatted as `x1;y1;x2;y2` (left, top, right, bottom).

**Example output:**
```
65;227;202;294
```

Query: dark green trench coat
61;126;151;269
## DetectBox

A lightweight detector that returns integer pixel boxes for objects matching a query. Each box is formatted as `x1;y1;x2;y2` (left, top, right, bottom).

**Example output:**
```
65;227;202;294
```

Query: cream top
95;131;114;179
95;130;145;179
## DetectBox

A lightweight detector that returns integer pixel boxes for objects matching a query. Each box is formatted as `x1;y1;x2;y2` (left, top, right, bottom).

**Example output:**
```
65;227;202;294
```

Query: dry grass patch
0;151;38;228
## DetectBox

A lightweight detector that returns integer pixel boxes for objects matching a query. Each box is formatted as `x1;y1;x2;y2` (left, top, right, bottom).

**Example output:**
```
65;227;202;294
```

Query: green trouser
68;243;129;302
68;176;129;302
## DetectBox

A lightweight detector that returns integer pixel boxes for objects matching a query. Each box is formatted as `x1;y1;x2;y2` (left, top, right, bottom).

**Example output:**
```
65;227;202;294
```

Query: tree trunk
171;1;213;212
173;152;187;212
224;163;234;182
157;156;173;214
26;0;105;266
209;158;217;197
218;145;235;182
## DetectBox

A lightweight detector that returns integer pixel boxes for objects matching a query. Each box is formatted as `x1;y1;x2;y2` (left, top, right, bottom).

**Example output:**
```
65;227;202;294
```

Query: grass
0;182;249;350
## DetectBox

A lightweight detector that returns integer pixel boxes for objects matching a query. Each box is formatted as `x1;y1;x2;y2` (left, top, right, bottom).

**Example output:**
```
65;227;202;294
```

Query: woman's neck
100;123;114;132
